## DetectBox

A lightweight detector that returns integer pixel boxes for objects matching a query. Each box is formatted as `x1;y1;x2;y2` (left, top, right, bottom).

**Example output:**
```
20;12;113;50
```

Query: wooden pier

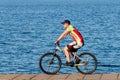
0;74;119;80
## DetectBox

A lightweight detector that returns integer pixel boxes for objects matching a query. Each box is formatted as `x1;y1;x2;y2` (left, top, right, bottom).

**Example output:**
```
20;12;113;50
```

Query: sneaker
63;61;74;67
75;58;81;64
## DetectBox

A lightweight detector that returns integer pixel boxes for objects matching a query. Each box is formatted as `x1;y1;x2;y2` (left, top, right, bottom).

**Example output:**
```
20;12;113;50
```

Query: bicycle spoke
76;52;97;74
40;53;61;74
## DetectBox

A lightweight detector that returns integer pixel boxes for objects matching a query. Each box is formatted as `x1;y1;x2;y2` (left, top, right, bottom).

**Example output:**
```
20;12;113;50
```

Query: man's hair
61;20;71;25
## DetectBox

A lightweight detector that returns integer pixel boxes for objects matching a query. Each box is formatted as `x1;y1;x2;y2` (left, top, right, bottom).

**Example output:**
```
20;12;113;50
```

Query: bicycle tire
39;52;62;74
76;52;98;74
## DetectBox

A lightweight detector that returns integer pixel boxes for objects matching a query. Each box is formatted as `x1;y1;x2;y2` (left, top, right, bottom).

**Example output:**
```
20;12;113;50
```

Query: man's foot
63;61;74;67
75;58;81;64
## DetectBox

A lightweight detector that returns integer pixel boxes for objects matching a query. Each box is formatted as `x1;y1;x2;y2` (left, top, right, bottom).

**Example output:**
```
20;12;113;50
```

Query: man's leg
73;42;83;64
64;46;70;62
64;42;76;62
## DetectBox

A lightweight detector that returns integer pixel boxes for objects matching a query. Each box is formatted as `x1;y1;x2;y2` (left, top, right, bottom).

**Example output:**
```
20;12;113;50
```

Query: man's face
63;23;69;28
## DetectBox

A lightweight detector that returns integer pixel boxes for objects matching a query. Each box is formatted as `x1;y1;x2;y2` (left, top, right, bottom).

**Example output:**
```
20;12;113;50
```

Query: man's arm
55;30;69;44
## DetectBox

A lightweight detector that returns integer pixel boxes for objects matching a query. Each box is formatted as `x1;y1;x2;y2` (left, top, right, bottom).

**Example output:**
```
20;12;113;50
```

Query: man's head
61;20;71;28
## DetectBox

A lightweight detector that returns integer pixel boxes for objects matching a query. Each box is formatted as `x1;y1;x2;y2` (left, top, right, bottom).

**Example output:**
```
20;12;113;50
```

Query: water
0;3;120;74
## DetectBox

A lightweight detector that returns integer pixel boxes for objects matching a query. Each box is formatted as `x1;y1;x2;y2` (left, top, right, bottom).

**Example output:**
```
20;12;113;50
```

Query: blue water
0;3;120;74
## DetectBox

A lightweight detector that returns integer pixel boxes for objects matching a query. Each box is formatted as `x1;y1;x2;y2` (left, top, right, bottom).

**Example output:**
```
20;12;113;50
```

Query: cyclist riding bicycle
55;20;84;66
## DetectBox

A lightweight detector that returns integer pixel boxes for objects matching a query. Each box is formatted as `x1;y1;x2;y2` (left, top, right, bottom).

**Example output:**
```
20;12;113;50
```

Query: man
55;20;84;66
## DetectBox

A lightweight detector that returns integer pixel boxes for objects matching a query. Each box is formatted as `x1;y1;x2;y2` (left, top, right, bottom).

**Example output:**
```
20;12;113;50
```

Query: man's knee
64;46;68;51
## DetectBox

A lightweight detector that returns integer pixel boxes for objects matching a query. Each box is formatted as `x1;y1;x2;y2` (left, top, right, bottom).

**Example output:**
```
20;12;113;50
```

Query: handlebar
55;43;63;53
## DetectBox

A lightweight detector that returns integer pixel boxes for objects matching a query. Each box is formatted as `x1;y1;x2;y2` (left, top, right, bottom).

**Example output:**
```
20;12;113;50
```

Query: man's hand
55;40;59;45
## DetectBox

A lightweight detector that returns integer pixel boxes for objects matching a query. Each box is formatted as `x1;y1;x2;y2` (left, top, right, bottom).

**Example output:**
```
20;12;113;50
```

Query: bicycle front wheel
76;52;97;74
39;52;61;74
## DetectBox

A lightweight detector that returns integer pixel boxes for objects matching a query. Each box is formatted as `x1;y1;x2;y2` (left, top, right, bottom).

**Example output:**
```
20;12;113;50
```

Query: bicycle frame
54;44;86;65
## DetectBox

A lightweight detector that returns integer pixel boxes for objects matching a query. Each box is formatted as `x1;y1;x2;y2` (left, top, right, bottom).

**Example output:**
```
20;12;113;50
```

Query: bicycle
39;43;97;74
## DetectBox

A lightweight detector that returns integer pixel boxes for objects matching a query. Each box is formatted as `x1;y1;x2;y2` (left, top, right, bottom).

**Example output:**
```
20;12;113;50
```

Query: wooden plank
101;74;118;80
83;74;102;80
0;74;119;80
13;74;36;80
49;74;69;80
65;74;84;80
117;74;120;80
0;74;20;80
31;74;52;80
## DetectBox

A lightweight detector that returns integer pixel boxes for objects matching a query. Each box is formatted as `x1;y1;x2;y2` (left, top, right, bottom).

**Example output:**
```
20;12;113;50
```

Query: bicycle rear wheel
39;52;61;74
76;52;97;74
